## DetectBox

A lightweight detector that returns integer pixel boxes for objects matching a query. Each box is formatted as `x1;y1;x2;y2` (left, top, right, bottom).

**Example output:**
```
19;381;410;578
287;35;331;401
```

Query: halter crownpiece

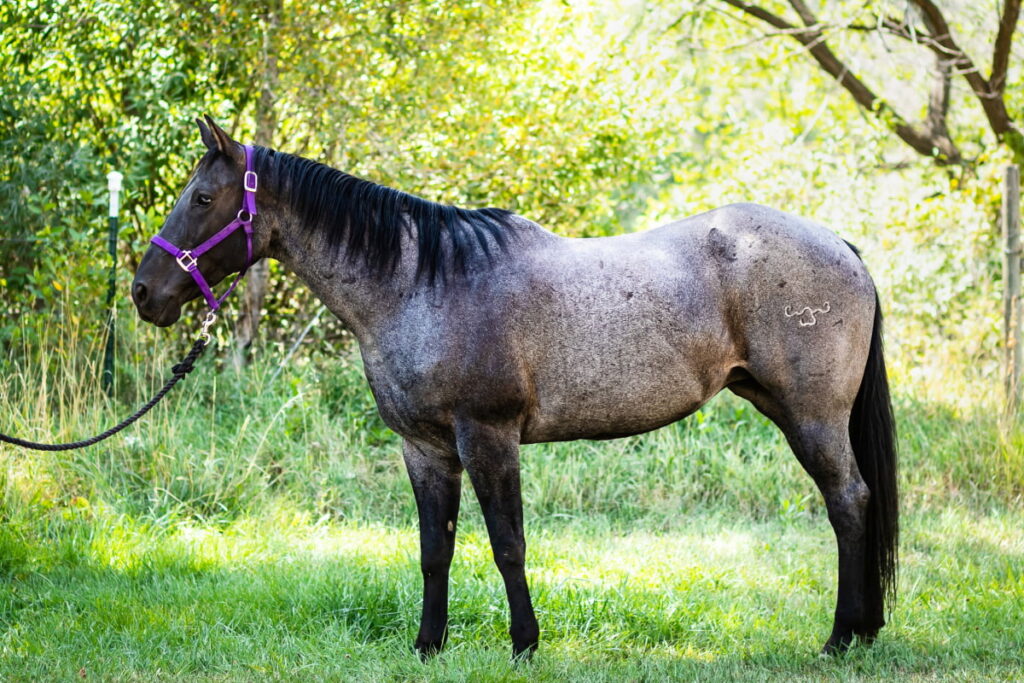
151;144;257;311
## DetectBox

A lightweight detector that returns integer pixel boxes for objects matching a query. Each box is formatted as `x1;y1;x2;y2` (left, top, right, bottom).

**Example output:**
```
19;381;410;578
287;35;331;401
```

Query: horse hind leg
785;417;881;653
729;380;882;652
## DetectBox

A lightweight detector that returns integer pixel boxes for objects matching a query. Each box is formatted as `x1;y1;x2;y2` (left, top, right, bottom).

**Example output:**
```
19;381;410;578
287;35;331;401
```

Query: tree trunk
234;0;280;368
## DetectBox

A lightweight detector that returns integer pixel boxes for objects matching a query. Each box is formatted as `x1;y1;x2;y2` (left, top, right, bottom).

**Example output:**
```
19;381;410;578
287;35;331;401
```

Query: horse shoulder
357;289;529;441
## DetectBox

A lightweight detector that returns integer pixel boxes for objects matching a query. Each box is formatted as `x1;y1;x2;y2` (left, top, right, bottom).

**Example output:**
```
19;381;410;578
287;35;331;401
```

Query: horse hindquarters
731;290;897;653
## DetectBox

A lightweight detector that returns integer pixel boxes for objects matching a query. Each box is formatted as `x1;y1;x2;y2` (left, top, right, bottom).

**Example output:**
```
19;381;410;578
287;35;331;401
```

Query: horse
132;117;898;657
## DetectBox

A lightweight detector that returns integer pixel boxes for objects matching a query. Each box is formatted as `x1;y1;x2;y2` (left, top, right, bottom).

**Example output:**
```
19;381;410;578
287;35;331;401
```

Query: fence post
1003;165;1022;412
102;171;123;397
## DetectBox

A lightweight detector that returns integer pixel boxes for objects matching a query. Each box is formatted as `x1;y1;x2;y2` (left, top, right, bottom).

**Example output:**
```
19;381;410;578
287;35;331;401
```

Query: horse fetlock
832;604;884;644
510;620;540;658
822;623;881;656
853;607;885;636
414;622;449;658
414;636;447;659
853;626;880;644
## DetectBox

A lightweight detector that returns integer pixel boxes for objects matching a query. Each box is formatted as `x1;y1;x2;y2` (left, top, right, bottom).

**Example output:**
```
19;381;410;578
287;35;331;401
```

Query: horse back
361;203;874;446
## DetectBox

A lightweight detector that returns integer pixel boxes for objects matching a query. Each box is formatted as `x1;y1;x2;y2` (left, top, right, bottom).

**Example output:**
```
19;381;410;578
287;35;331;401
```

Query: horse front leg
403;439;462;657
454;419;539;658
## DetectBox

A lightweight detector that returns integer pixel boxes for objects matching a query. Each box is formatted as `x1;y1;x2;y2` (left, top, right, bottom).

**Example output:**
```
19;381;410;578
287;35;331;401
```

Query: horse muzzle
131;277;183;327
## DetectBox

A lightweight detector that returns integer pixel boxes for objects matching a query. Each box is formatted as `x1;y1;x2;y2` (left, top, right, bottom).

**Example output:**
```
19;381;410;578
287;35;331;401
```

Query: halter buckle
176;251;198;272
244;171;258;193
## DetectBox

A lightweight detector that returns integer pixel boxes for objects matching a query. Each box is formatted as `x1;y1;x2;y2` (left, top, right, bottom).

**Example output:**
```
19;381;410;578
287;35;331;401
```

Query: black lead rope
0;337;208;452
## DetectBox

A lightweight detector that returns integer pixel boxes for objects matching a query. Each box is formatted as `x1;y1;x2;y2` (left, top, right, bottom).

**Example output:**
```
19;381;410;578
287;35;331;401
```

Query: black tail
849;290;899;617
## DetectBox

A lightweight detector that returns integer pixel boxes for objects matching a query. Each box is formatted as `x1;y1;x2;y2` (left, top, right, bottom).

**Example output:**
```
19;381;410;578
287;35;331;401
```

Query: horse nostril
133;282;148;306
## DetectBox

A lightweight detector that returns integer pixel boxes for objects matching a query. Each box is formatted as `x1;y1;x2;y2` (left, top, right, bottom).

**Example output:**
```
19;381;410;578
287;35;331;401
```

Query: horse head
132;116;260;326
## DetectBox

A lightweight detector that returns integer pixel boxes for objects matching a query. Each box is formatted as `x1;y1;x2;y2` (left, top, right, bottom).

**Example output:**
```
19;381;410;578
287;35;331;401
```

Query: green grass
2;314;1023;679
0;505;1021;680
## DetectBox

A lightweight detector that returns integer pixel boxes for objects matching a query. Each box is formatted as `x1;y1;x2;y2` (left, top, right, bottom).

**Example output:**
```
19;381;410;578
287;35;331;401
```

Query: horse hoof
511;641;538;663
820;632;854;656
414;639;445;660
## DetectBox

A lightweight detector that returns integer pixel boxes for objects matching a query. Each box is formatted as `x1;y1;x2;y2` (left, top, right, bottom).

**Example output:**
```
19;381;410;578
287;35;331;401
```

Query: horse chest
357;327;527;440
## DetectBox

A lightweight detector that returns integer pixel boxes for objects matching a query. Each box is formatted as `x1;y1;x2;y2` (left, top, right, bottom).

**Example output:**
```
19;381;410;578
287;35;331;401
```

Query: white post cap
107;171;123;217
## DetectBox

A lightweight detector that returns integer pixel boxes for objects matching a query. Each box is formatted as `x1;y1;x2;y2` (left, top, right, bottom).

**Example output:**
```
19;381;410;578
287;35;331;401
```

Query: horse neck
263;206;411;340
262;188;557;340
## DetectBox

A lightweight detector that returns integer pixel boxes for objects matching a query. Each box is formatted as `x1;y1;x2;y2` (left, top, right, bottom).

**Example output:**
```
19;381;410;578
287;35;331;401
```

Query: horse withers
132;117;897;657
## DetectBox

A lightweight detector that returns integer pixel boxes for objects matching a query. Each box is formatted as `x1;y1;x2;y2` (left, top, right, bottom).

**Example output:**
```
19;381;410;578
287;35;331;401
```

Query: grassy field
1;316;1023;680
1;504;1022;680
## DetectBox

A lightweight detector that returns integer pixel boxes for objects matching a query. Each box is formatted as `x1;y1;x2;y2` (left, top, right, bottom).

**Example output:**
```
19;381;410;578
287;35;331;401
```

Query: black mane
250;146;518;283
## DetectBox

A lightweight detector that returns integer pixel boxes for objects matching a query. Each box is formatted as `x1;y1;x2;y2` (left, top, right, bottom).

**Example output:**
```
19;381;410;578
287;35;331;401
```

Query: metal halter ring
237;209;253;223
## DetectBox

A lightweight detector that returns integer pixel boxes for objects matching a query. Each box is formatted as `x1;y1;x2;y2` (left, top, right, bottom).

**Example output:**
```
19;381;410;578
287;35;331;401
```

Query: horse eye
194;192;213;207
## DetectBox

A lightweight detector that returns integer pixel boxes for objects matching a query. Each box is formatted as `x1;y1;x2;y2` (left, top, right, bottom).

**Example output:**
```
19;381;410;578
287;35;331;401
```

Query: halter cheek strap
151;144;258;311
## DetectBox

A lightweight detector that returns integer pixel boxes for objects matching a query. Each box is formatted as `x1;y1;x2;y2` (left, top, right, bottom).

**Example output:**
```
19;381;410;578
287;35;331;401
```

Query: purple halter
151;144;257;311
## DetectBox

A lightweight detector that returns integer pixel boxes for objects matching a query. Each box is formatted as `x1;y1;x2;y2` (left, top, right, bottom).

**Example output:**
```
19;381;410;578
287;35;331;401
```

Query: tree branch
991;0;1022;96
850;16;960;60
908;1;989;98
786;0;817;28
720;0;793;31
719;1;962;163
908;0;1021;147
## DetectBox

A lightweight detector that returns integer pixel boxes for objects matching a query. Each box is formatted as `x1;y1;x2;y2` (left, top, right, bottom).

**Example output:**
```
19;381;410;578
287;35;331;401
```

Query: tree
714;1;1022;166
0;1;253;340
1;0;683;356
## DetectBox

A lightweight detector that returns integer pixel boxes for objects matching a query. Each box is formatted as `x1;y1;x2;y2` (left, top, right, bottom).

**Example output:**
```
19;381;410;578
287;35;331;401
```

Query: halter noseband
151;144;257;311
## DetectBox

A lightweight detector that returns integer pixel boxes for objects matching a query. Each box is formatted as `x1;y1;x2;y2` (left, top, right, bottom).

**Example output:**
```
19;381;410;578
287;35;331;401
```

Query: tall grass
2;299;1021;531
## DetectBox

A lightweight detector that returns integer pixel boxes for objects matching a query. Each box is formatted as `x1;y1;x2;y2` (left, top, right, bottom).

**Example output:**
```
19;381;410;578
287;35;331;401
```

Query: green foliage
1;0;686;353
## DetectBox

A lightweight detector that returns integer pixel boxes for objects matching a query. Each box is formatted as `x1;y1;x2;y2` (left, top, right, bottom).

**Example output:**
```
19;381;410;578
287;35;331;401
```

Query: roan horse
132;118;897;657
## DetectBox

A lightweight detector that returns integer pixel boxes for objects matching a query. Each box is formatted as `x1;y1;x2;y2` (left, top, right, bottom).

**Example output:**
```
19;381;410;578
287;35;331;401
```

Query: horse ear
196;117;217;151
202;114;244;164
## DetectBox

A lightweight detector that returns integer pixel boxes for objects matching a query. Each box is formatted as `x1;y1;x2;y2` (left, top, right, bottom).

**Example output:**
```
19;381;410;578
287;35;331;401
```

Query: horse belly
519;303;734;444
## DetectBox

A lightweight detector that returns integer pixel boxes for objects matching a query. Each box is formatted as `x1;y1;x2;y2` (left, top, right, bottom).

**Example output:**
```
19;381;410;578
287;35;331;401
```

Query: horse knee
421;557;450;579
420;533;456;577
